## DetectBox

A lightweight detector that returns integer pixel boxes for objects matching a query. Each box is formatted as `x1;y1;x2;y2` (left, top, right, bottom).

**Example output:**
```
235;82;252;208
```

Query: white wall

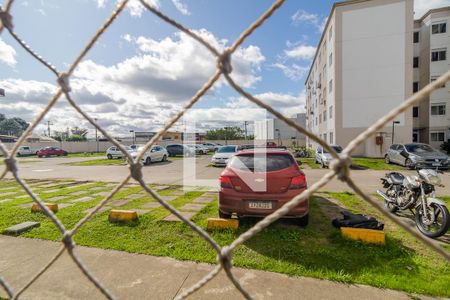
341;1;407;128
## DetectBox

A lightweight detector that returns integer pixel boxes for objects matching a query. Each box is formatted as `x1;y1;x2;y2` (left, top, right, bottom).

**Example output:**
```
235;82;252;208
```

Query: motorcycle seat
388;172;405;185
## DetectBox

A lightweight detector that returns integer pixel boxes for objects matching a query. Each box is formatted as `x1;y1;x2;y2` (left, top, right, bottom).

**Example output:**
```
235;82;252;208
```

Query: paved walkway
0;236;434;300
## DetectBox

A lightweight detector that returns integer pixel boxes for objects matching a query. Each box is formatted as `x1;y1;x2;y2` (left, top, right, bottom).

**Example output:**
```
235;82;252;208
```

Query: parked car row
17;146;68;157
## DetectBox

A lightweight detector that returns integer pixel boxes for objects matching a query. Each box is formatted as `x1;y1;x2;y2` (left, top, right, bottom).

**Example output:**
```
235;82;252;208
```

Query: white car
17;146;36;156
106;146;136;159
315;145;343;168
211;145;238;166
139;145;168;165
202;143;219;152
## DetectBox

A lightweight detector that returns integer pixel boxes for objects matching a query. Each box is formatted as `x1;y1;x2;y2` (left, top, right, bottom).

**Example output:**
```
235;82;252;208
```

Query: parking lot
6;154;450;195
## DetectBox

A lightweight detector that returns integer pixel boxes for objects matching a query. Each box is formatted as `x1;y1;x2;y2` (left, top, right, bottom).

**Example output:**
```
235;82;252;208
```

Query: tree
70;127;88;137
0;114;5;123
0;119;22;136
205;126;246;140
66;134;87;142
10;117;29;132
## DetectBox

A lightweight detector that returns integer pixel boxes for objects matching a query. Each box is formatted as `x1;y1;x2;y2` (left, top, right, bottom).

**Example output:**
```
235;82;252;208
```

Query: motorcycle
376;169;450;238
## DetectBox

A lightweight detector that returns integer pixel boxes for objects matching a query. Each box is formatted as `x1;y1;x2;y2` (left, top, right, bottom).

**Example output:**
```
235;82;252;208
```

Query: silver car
385;143;450;169
315;145;343;168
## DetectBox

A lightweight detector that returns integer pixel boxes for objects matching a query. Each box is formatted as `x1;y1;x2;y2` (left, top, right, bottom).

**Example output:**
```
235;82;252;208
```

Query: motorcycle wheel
415;203;450;238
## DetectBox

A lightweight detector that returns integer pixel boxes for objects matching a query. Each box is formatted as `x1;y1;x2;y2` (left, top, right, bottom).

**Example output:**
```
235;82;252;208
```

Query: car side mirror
400;150;409;158
297;161;302;166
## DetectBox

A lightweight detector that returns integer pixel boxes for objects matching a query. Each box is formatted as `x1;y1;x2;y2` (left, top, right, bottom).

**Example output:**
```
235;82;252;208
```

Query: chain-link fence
0;0;449;299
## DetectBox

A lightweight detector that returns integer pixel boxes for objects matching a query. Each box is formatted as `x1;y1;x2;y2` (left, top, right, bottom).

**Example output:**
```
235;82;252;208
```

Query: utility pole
392;121;400;144
94;118;99;152
244;121;248;141
46;120;53;137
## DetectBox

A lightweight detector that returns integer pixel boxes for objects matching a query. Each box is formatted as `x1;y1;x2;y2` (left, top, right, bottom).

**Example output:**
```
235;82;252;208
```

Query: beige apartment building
413;6;450;149
305;0;414;157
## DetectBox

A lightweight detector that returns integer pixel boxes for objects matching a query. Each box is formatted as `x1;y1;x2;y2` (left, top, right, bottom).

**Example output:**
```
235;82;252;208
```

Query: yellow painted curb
31;203;58;213
207;218;239;230
341;227;385;245
109;210;138;222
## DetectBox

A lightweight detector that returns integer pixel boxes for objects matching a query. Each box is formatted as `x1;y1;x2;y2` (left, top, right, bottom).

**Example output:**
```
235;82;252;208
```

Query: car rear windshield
218;146;236;153
405;144;434;153
229;154;294;172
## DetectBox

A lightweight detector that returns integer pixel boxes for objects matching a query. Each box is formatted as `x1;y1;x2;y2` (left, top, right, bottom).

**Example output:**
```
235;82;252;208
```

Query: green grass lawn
66;152;105;158
0;180;449;297
66;158;127;166
297;157;405;171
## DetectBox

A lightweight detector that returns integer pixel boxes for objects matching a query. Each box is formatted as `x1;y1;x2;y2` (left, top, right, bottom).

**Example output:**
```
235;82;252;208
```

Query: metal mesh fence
0;0;449;299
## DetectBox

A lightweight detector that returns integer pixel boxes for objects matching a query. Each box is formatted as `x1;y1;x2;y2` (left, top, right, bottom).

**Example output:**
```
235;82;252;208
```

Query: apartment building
413;6;450;149
305;0;414;157
255;113;306;146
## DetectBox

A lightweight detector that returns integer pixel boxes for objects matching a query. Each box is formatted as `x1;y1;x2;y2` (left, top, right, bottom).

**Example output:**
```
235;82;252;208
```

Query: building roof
414;6;450;23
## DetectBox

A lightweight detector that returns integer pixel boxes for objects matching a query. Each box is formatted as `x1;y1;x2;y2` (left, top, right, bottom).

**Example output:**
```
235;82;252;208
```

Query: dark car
37;147;68;158
166;144;194;157
218;148;309;226
385;143;450;169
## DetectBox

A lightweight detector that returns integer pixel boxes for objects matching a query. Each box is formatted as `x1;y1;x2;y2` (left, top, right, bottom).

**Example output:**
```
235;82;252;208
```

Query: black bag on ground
332;211;384;230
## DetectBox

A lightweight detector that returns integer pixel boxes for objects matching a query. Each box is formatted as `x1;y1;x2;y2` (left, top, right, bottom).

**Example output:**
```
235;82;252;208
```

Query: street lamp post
224;127;229;145
392;121;400;144
129;130;135;145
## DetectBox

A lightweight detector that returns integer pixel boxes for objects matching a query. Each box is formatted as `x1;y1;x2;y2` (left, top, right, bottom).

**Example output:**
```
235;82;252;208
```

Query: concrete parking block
69;197;94;203
0;191;18;197
83;206;110;215
15;195;30;199
179;203;205;212
42;189;63;194
128;194;145;200
167;190;185;196
45;196;68;202
131;209;150;215
69;190;87;196
94;191;112;197
89;186;107;191
192;196;216;203
108;199;132;207
163;211;196;222
58;203;74;209
152;185;169;191
140;202;161;209
0;198;13;203
18;202;34;208
3;221;40;235
160;195;177;202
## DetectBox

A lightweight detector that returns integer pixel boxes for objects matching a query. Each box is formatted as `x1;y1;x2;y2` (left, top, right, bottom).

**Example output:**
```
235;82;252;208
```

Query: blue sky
0;0;448;136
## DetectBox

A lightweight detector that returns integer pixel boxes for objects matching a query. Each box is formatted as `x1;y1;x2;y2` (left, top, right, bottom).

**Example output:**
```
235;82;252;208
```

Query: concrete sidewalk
0;236;434;300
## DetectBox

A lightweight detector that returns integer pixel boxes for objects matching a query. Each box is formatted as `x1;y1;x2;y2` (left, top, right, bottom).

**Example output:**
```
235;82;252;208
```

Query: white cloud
96;0;160;17
284;45;316;60
271;63;309;82
0;29;266;136
415;0;450;18
0;38;17;67
291;9;326;32
171;0;190;15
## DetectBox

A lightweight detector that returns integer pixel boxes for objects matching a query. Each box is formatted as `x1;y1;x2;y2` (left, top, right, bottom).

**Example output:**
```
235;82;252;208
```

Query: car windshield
218;146;236;153
323;146;343;154
405;144;435;153
229;154;294;172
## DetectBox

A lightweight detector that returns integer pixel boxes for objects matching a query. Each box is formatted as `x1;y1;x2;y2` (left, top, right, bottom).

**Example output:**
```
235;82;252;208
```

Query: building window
323;133;327;142
413;31;419;43
431;76;446;88
431;104;446;116
413;57;419;68
329;105;333;119
413;106;419;118
315;117;318;126
329;79;333;93
430;132;445;142
413;131;419;143
413;82;419;93
319;114;322;124
329;132;333;144
432;23;447;34
431;49;446;62
323;109;327;122
329;53;333;67
329;26;333;41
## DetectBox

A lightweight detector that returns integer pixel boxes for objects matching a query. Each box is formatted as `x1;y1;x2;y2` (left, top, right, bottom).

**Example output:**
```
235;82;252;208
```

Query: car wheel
145;157;151;165
385;155;391;164
405;159;415;169
296;214;309;227
107;154;112;160
320;161;326;168
162;155;167;162
219;210;232;219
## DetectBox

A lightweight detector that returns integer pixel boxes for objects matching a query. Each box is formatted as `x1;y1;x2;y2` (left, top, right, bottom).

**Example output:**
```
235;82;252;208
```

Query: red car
219;148;309;226
37;147;68;158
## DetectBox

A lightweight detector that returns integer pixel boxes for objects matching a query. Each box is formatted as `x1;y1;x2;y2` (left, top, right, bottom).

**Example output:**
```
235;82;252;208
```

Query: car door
390;145;401;164
397;145;408;165
315;147;322;163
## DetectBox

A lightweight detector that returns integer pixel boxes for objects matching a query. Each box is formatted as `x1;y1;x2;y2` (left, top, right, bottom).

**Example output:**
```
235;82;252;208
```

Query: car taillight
220;176;233;189
289;175;306;189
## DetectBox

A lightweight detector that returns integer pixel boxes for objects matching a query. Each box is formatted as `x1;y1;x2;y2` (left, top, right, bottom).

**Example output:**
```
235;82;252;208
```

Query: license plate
248;201;272;209
432;163;441;166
